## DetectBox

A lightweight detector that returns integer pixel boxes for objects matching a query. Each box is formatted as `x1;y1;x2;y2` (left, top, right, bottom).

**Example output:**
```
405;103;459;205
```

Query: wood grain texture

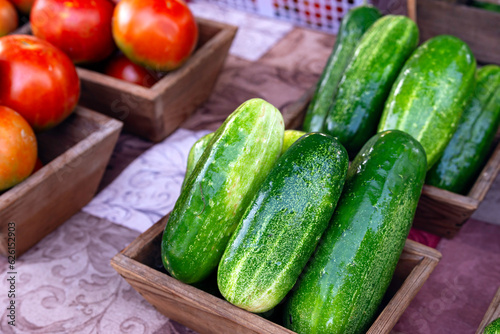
0;107;122;257
111;214;441;334
416;0;500;65
78;18;237;142
477;287;500;334
285;87;499;238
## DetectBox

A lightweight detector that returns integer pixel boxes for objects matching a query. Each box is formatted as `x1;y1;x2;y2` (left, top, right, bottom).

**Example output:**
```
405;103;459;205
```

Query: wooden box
78;18;237;142
477;287;500;334
0;107;122;257
111;214;441;334
413;0;500;65
284;88;500;238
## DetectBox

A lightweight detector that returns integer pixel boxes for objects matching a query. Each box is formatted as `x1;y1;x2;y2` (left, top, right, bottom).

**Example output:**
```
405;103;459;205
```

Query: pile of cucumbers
305;5;500;195
159;5;500;334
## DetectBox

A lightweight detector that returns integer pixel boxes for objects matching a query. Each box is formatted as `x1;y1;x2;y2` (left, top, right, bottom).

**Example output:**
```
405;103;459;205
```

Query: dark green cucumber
426;65;500;194
282;130;306;155
162;98;284;284
284;130;427;334
471;0;500;12
323;15;419;158
181;132;214;190
302;5;381;132
485;317;500;334
378;35;476;169
218;133;348;313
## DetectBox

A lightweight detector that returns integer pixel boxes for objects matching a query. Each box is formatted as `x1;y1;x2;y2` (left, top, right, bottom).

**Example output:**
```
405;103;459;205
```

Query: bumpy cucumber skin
378;35;476;169
162;98;284;284
218;133;349;313
282;130;306;155
284;130;427;334
323;15;419;158
485;317;500;334
302;6;381;132
181;132;214;190
426;65;500;194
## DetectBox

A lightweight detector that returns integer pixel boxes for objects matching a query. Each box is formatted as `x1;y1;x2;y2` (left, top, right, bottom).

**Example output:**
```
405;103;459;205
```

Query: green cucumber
282;130;306;154
485;317;500;334
181;132;214;190
323;15;419;158
302;5;381;132
218;133;348;313
471;0;500;13
378;35;476;169
162;98;284;284
426;65;500;194
284;130;427;334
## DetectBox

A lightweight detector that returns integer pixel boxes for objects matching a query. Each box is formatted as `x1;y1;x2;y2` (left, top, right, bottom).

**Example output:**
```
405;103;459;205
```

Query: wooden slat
476;287;500;334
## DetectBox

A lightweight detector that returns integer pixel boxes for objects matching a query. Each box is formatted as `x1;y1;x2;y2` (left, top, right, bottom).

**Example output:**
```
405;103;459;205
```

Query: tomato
30;0;115;64
104;54;158;87
112;0;198;71
0;106;37;191
10;0;34;14
0;0;18;37
0;35;80;131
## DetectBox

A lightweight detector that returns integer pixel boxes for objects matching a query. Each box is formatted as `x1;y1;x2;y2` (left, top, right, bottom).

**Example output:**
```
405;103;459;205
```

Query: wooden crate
77;18;237;142
111;214;441;334
477;287;500;334
283;87;500;238
413;0;500;65
0;107;122;257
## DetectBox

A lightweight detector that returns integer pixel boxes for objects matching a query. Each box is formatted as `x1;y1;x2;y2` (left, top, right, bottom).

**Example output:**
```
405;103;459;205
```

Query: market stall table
1;2;499;333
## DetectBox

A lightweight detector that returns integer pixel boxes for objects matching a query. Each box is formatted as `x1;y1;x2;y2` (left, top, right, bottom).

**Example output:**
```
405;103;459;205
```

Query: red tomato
0;106;37;191
0;0;18;37
0;35;80;131
105;54;158;87
10;0;34;14
30;0;115;64
112;0;198;71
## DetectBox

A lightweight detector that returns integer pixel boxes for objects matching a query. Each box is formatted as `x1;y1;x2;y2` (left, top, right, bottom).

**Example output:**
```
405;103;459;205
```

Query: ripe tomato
0;0;18;37
112;0;198;71
30;0;115;64
10;0;34;14
104;54;158;87
0;106;37;191
0;35;80;131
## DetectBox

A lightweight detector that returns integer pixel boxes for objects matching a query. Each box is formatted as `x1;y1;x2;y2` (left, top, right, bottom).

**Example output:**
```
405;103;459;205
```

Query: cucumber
426;65;500;194
323;15;419;158
162;98;284;284
485;317;500;334
302;5;381;132
378;35;476;169
218;133;348;313
282;130;306;154
284;130;427;334
181;132;214;190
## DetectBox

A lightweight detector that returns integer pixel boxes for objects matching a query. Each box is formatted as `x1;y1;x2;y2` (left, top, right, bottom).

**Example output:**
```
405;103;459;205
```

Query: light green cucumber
181;132;214;190
282;130;306;154
378;35;476;169
162;98;284;284
302;5;381;132
218;133;348;313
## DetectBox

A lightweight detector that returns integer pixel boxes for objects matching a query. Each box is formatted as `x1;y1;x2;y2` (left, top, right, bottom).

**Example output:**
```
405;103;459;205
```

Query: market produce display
112;0;198;71
218;133;348;313
302;5;381;132
0;0;18;37
323;15;419;158
427;65;500;194
30;0;115;64
284;130;427;334
104;54;159;88
162;99;284;284
378;35;476;169
0;35;80;131
0;106;37;191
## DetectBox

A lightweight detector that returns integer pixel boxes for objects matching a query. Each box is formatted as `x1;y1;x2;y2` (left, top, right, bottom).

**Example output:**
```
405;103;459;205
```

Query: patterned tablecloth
2;2;499;333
